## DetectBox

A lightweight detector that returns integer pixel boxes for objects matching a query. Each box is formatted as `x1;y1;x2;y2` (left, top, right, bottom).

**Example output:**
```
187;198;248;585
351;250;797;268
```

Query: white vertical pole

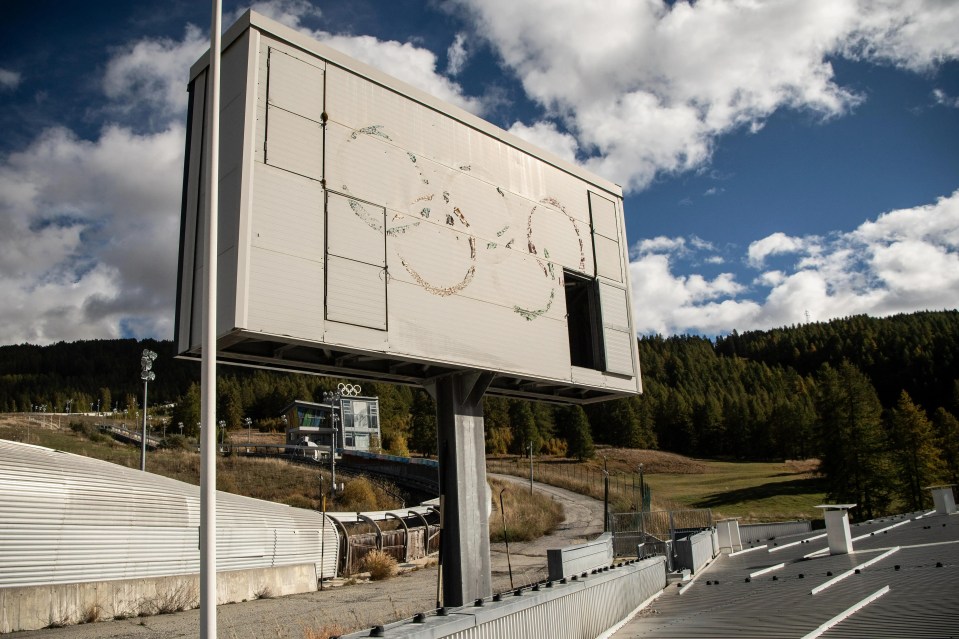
200;1;221;637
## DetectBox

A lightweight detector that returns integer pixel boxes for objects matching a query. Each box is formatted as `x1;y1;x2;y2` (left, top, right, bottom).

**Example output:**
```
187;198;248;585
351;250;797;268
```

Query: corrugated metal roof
0;440;338;587
616;509;958;638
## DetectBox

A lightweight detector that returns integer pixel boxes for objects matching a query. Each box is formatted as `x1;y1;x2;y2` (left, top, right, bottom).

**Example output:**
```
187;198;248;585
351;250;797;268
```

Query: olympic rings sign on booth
337;383;362;397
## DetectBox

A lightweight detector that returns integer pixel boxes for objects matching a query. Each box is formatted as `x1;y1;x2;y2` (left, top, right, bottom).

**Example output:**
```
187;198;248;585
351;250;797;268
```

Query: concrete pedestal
716;519;742;553
429;372;494;608
926;485;957;515
816;504;856;555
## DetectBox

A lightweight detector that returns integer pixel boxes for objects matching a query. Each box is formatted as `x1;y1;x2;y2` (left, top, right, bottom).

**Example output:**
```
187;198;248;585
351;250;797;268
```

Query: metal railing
608;508;713;558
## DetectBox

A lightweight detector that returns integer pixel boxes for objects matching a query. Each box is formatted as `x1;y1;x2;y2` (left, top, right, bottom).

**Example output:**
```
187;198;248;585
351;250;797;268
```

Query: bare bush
139;580;199;615
80;602;103;624
253;584;275;599
361;549;398;581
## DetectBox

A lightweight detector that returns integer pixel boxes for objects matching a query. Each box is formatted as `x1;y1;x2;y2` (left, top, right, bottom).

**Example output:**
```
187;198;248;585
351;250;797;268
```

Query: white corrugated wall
0;440;338;588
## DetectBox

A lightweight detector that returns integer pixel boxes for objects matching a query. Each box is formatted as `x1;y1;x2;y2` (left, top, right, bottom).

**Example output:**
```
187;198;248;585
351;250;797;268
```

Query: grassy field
489;448;826;523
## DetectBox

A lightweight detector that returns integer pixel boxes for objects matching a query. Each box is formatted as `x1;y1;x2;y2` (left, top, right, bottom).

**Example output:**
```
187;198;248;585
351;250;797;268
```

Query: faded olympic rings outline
344;125;589;318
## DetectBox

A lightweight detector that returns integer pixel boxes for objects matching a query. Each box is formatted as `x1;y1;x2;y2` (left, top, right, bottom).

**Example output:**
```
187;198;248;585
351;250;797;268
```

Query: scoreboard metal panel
176;11;641;403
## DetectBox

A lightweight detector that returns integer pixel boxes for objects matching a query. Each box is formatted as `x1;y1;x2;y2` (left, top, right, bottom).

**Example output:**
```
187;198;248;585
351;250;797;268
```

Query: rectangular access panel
176;10;641;403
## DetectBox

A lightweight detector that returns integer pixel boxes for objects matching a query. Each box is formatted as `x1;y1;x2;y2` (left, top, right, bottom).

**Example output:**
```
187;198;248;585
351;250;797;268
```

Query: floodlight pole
427;371;494;608
321;390;341;497
140;349;157;472
200;1;222;637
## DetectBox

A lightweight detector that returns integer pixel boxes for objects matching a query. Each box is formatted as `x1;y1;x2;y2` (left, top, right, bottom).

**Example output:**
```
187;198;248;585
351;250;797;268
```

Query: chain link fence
608;509;713;559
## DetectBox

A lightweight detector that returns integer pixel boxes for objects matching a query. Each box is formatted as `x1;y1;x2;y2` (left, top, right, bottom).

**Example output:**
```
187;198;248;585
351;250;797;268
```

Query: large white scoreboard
176;11;641;403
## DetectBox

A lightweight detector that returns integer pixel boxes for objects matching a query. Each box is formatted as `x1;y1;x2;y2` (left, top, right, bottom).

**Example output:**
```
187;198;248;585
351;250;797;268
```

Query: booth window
564;270;605;370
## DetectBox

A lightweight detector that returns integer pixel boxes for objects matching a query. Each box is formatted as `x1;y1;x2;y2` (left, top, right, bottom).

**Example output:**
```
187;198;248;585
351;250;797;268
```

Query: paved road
11;476;604;639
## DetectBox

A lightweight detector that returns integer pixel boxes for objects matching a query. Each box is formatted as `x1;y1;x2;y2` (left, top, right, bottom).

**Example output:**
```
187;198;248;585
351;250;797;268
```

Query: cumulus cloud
630;190;959;335
0;125;183;344
0;69;21;91
452;0;959;191
507;120;580;163
747;232;811;268
102;25;207;126
446;32;469;76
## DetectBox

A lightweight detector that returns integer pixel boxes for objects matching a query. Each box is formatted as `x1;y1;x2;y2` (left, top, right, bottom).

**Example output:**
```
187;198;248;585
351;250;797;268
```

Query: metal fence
608;509;713;558
342;524;440;575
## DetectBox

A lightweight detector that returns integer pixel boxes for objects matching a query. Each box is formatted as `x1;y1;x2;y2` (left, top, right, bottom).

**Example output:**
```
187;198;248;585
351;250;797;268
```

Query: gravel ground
9;474;603;639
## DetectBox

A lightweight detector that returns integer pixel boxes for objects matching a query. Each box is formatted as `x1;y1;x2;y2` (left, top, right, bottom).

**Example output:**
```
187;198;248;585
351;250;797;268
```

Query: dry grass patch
489;477;564;542
361;549;399;581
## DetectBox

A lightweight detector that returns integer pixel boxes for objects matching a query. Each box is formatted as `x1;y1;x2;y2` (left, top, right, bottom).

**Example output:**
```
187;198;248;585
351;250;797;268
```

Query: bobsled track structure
0;440;441;632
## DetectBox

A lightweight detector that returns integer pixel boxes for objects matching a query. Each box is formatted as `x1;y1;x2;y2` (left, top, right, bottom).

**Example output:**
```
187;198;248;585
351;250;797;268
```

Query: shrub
340;477;379;511
361;549;398;581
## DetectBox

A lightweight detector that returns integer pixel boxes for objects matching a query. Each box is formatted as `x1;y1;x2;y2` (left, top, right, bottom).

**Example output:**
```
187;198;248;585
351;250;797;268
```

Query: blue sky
0;0;957;344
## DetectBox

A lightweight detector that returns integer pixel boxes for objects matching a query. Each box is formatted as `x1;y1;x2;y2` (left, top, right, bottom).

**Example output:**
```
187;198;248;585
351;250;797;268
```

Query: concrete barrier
547;533;614;581
0;563;317;633
674;530;715;574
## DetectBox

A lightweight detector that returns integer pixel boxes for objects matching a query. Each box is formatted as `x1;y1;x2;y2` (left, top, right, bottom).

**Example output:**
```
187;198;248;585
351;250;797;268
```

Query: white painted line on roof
748;563;785;578
913;509;938;520
728;544;767;557
810;547;900;595
803;546;830;559
769;533;827;553
852;519;910;542
801;585;890;639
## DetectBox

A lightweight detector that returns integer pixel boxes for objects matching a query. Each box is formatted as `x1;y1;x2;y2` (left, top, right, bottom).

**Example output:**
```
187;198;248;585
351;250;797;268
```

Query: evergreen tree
888;391;945;510
169;382;201;437
933;407;959;485
509;400;539;454
815;362;893;519
408;390;437;456
557;405;594;460
483;396;512;454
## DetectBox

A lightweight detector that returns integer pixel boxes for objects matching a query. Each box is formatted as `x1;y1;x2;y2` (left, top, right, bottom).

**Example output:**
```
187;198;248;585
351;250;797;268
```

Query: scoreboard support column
429;371;495;607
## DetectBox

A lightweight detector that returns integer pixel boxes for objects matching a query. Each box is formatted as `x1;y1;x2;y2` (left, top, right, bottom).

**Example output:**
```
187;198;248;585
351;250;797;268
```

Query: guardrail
97;423;161;448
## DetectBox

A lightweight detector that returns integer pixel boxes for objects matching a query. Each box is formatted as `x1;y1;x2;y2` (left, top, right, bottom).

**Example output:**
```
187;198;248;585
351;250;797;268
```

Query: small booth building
280;396;381;455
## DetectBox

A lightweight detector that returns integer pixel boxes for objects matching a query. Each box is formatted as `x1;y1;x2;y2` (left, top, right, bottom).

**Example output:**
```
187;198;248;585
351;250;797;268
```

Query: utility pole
528;441;534;495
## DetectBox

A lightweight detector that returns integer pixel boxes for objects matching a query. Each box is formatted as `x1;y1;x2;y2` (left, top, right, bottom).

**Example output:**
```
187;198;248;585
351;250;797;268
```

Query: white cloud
0;68;21;91
507;120;579;163
933;89;959;108
747;232;810;268
628;190;959;335
0;125;183;344
844;0;959;71
453;0;959;191
634;236;688;256
447;32;469;76
102;25;207;124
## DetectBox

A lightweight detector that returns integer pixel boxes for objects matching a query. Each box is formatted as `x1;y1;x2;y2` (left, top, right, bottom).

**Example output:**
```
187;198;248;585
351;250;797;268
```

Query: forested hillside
1;311;957;514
